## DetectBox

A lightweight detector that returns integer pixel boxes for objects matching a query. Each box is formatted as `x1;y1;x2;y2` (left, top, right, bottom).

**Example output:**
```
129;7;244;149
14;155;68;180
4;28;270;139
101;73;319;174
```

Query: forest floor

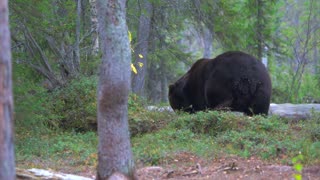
18;152;320;180
15;110;320;179
135;152;320;180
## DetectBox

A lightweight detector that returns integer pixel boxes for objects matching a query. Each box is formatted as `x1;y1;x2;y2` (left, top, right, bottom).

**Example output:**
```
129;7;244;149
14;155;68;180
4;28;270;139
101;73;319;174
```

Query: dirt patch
136;152;320;180
18;152;320;179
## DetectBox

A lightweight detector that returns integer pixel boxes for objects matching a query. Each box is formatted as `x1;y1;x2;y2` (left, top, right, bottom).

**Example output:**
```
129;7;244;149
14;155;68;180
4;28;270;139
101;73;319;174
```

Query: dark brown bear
168;51;272;115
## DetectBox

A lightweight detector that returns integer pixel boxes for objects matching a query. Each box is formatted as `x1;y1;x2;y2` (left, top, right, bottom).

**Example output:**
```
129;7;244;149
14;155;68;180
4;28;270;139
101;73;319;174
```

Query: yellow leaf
131;63;137;74
138;54;144;58
128;31;132;42
138;62;144;67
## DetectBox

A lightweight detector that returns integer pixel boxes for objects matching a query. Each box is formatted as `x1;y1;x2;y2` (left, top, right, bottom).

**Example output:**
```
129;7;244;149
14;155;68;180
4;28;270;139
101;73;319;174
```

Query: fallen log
148;103;320;121
269;103;320;121
16;168;93;180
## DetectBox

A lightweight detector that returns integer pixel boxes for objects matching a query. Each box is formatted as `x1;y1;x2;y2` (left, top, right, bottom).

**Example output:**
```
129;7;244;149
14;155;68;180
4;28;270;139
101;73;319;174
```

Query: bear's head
168;79;193;113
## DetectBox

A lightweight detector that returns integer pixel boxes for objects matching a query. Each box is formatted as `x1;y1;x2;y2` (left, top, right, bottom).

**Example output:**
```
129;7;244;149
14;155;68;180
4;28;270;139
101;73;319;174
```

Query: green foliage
16;109;320;170
269;63;291;103
11;0;320;172
292;153;304;180
80;54;101;76
46;76;97;131
171;111;293;159
304;112;320;141
298;73;320;103
10;0;76;39
15;131;97;167
128;94;177;136
129;110;175;137
168;111;319;161
270;62;320;103
196;0;280;58
15;73;173;133
13;64;55;134
132;128;215;165
170;111;243;135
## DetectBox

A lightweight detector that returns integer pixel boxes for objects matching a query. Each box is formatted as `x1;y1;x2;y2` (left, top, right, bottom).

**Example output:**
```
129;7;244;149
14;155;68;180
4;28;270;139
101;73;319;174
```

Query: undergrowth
13;73;320;169
15;110;320;169
132;111;320;166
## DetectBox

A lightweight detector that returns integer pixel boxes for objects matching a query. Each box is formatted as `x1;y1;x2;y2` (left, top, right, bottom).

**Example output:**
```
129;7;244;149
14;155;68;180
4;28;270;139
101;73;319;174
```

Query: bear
168;51;272;115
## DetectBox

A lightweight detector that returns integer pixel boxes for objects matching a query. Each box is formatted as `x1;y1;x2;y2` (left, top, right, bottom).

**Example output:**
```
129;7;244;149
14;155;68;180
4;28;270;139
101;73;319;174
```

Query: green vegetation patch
132;111;320;165
15;131;97;169
15;110;320;170
132;128;216;165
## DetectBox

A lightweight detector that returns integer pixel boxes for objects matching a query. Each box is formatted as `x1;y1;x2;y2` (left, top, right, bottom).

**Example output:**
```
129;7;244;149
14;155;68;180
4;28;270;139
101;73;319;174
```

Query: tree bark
147;61;160;103
0;0;16;179
256;0;263;61
314;37;318;74
131;0;152;97
202;26;213;58
160;68;168;103
89;0;99;56
74;0;81;73
96;0;134;179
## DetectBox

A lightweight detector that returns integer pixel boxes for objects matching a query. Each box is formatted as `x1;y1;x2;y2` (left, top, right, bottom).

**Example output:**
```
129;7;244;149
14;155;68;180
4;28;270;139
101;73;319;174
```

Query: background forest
9;0;320;177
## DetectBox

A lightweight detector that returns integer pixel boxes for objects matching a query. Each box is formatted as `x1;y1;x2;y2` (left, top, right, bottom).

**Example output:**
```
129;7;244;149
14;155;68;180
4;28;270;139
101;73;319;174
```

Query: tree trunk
314;1;319;75
147;61;160;103
89;0;99;56
0;0;16;179
202;26;213;58
131;0;152;97
160;66;168;103
313;25;318;74
146;22;160;103
96;0;134;179
256;0;263;61
74;0;81;73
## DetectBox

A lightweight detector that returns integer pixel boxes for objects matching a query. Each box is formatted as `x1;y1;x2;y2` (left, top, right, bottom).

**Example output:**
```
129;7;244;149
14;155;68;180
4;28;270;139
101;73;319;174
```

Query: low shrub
170;111;248;136
47;76;98;131
22;76;174;133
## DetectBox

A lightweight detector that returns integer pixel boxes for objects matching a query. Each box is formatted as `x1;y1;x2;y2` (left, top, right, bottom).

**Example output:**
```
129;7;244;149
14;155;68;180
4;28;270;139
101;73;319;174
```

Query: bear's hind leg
250;91;270;116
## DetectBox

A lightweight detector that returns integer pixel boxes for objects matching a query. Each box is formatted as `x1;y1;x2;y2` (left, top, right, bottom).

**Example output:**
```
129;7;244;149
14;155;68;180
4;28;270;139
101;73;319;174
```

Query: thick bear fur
169;51;272;115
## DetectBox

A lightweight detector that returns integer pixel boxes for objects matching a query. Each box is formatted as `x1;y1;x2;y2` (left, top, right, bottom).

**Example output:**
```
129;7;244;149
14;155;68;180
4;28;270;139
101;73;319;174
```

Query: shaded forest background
10;0;319;131
8;1;320;177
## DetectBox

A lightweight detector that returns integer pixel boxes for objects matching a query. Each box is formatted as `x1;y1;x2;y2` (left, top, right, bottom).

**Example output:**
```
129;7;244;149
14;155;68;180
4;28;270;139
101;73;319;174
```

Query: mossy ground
15;109;320;179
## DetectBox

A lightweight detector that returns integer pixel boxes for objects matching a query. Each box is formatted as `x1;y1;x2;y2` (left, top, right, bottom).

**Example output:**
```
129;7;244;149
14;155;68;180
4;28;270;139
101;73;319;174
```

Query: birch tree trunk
0;0;16;179
131;0;152;97
96;0;134;179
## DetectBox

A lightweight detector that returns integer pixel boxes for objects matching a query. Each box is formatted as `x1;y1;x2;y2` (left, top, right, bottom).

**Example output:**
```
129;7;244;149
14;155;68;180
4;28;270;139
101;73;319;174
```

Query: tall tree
256;0;264;60
10;0;89;88
202;26;213;58
96;0;134;179
142;0;190;103
0;0;16;179
191;0;214;58
131;0;153;97
89;0;99;56
284;0;320;101
74;0;81;73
